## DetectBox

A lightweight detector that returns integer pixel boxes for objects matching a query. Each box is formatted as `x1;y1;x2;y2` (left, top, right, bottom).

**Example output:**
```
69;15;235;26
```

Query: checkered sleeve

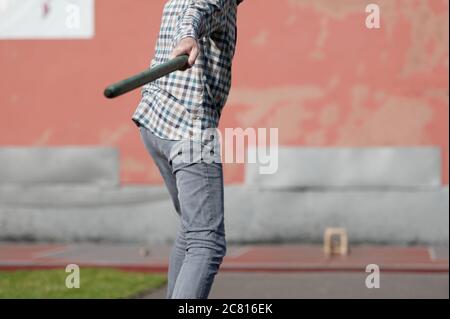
175;0;229;43
133;0;238;142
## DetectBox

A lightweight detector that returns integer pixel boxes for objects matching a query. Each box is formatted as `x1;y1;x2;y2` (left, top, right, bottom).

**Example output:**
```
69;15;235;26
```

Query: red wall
1;0;448;185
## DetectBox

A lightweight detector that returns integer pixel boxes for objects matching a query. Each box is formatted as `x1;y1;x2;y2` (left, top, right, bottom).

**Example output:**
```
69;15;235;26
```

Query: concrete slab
0;185;170;206
224;186;449;245
0;186;448;245
246;147;442;189
0;147;120;187
0;186;177;244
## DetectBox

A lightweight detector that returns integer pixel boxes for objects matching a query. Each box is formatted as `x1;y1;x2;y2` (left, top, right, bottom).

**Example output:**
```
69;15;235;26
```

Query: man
132;0;242;299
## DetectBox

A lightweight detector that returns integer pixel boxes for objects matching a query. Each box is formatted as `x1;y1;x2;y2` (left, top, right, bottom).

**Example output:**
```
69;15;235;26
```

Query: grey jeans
139;125;226;299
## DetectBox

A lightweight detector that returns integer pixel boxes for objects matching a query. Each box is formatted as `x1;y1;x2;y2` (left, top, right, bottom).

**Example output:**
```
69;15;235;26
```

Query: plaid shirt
132;0;238;141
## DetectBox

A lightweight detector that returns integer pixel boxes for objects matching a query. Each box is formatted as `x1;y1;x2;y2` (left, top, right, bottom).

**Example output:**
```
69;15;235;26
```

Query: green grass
0;268;167;299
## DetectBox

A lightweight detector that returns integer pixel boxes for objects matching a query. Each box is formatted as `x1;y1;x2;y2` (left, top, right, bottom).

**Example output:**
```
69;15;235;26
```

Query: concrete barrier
224;186;449;245
0;185;447;245
0;146;447;245
0;186;177;244
0;147;119;187
246;147;442;189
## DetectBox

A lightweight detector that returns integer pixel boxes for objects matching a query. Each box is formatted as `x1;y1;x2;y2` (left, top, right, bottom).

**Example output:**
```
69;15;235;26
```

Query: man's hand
170;37;199;69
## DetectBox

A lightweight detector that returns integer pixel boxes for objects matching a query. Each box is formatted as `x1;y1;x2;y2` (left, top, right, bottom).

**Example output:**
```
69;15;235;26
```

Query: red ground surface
0;243;447;273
